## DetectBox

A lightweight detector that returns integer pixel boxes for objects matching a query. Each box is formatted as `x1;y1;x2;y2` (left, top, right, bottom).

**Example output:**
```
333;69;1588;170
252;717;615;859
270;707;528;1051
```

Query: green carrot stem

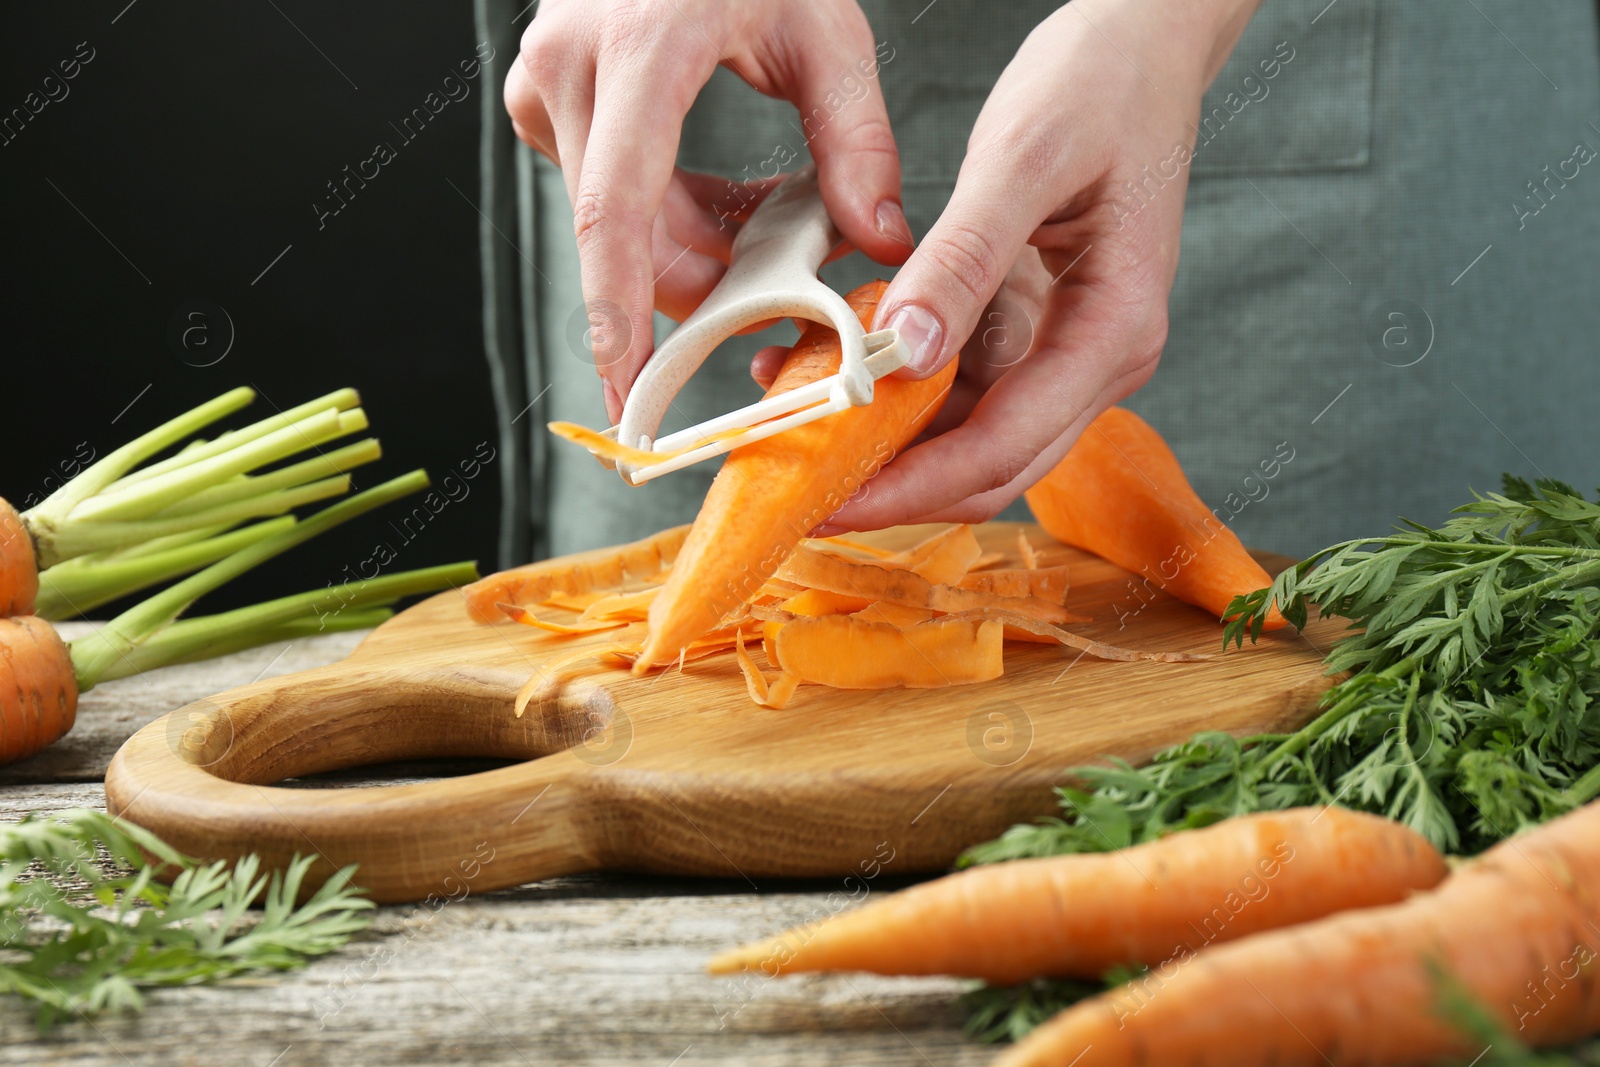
106;610;396;679
151;439;382;518
34;517;298;621
44;477;351;561
73;523;233;563
93;560;479;682
67;470;430;692
25;388;256;526
1563;762;1600;808
109;388;360;489
72;408;368;523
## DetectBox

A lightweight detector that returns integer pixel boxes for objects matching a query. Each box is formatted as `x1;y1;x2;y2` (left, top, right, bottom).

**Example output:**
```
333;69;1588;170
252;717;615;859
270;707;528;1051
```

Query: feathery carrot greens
961;475;1600;1044
0;810;371;1030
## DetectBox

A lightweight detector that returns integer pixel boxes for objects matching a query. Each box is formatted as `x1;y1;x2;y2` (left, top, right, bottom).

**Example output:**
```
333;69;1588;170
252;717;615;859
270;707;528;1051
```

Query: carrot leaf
0;810;372;1031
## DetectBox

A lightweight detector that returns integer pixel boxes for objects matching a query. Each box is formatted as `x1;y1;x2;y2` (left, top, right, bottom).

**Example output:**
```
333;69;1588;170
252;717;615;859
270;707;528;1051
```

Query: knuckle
969;124;1057;199
1128;304;1169;370
922;221;1003;305
971;425;1030;495
518;31;565;89
837;114;898;161
597;3;668;60
571;188;613;247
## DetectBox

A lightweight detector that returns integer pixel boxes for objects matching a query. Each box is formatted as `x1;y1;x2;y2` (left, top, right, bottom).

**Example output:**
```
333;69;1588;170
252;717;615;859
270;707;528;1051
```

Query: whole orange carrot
996;800;1600;1067
0;616;77;764
1025;407;1285;629
0;498;38;616
708;807;1445;984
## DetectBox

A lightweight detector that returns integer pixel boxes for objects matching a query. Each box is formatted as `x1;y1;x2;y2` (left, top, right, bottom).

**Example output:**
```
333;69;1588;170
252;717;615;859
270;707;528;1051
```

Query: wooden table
0;625;993;1065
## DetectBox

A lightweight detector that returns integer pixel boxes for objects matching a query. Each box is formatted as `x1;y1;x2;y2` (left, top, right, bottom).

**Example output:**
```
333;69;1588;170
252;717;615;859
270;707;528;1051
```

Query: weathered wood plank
0;636;995;1065
0;820;988;1065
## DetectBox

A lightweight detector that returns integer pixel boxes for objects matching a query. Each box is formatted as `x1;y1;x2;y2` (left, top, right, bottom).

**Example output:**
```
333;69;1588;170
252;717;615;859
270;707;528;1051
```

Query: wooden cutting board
105;522;1337;904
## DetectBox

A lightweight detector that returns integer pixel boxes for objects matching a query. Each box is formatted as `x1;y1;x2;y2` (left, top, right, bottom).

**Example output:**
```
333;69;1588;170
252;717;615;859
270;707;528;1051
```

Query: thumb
875;157;1040;379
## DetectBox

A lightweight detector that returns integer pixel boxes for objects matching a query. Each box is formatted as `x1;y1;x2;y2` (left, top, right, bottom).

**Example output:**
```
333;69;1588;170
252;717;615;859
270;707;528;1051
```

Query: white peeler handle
614;165;877;460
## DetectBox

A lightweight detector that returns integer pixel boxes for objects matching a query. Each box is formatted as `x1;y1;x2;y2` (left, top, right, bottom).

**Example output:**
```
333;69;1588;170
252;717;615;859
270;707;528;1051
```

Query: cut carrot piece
734;632;802;709
852;602;935;627
1016;529;1039;570
774;615;1003;689
905;525;983;586
1025;408;1285;629
499;603;629;636
817;536;896;559
958;565;1070;604
635;281;957;670
579;586;660;622
781;588;872;617
776;545;1075;625
541;590;608;612
937;609;1206;662
548;420;751;469
513;643;627;716
463;525;689;623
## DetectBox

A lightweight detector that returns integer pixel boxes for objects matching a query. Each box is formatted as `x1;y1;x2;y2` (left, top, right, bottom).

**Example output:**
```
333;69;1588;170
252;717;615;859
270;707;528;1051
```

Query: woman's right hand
504;0;914;423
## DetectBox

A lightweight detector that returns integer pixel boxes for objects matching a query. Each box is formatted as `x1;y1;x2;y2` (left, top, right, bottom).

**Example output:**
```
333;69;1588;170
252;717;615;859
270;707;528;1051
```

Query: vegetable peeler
606;164;907;485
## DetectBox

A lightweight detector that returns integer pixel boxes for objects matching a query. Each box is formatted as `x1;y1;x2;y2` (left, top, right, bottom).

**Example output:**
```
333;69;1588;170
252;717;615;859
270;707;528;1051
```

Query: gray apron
473;0;1600;566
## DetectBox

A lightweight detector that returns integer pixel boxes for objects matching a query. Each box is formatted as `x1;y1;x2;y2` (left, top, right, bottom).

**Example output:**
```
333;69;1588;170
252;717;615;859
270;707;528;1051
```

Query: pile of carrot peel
487;522;1203;714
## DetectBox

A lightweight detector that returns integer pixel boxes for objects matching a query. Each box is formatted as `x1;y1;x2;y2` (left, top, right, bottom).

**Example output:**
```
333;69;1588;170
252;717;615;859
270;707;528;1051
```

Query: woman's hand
504;0;914;422
821;0;1262;533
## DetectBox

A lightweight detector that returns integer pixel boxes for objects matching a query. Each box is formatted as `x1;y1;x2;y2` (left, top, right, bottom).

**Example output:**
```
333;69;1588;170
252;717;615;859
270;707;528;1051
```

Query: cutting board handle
104;661;612;903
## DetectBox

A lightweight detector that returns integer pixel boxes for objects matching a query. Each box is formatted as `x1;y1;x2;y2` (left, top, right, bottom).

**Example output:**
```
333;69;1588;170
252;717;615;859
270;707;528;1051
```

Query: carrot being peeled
1025;407;1285;629
708;807;1445;984
996;799;1600;1067
635;281;956;670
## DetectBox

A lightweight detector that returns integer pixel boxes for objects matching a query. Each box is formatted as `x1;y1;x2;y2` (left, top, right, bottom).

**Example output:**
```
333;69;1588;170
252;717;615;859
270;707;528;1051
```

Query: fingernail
885;304;945;375
875;199;913;249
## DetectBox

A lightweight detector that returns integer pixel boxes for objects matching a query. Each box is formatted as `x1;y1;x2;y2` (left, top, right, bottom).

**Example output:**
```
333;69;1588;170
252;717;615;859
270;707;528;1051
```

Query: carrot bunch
0;387;479;766
710;801;1600;1066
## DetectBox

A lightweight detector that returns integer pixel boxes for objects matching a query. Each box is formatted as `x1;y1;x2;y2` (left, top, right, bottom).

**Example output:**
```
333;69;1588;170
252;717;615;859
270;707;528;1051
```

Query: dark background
2;1;502;615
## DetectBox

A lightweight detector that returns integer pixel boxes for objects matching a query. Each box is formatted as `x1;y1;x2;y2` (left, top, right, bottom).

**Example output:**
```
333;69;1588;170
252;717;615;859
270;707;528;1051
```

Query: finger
749;345;788;390
514;20;597;202
503;58;557;159
873;147;1051;381
827;286;1163;530
649;213;728;324
789;22;913;267
575;42;714;414
662;173;740;264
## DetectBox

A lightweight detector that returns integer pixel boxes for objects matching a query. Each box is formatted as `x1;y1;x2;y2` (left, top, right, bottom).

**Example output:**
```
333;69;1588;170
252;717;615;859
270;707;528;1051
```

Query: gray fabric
484;0;1600;563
